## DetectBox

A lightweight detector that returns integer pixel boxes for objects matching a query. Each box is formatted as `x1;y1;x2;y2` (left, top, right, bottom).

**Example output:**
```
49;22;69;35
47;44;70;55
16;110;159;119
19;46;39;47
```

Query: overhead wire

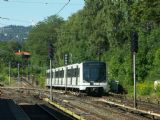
55;0;71;15
0;22;8;26
1;0;82;5
1;16;32;23
0;0;72;26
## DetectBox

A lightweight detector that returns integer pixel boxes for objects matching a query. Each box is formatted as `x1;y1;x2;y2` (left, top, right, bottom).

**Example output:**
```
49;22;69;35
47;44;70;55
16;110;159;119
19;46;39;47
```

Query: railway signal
64;53;69;93
64;53;69;65
48;43;54;59
131;31;138;53
130;30;138;108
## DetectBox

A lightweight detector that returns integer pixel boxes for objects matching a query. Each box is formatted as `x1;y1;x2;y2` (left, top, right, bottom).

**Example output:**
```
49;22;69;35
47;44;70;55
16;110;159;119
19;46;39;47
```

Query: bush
37;75;45;88
137;82;153;96
0;75;5;81
156;85;160;97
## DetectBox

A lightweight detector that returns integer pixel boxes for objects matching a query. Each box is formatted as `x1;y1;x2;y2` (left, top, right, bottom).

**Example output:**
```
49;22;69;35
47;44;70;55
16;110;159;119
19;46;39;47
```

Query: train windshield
83;62;106;82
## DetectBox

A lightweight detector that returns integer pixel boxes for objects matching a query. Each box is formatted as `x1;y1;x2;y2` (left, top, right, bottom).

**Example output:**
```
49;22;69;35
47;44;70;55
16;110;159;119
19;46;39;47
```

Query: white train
46;61;109;96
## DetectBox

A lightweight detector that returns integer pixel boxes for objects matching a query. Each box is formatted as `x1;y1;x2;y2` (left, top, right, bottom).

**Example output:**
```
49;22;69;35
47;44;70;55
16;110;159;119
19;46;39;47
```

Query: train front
82;61;108;96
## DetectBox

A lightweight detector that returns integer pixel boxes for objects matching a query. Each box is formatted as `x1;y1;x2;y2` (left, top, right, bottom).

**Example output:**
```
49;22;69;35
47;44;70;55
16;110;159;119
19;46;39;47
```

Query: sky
0;0;85;27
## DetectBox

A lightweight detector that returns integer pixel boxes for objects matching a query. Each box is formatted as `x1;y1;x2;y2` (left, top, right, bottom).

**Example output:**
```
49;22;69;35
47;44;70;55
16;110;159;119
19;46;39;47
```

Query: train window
74;68;79;77
83;62;106;82
47;71;54;79
66;67;79;77
55;70;64;78
59;71;61;77
72;69;75;77
55;71;57;78
55;71;59;78
52;71;54;78
67;69;72;77
62;70;64;77
47;73;50;79
59;70;64;78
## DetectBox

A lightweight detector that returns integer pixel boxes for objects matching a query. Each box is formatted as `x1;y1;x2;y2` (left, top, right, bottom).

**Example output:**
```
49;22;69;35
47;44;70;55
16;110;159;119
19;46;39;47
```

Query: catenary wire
1;0;82;5
0;0;71;26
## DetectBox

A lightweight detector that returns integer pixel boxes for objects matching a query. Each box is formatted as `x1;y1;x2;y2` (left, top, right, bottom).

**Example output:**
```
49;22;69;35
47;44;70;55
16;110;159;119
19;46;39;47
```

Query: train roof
46;61;106;72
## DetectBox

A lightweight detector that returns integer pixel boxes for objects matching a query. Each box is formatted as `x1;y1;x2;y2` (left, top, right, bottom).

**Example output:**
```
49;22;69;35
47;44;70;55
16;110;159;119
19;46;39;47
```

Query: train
46;61;109;96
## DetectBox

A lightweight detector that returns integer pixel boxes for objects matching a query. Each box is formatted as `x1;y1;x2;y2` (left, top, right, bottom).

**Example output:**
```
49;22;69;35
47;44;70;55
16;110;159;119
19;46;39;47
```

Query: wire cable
1;0;81;5
0;22;7;26
55;0;70;15
0;0;72;25
0;16;32;24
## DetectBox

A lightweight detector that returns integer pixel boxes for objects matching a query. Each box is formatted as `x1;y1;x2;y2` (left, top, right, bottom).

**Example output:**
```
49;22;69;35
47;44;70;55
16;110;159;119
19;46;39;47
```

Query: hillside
0;25;32;42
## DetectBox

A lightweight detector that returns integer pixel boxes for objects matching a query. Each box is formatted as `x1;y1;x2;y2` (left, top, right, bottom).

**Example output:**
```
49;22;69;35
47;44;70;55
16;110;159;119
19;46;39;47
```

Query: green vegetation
137;81;153;96
0;0;160;97
156;85;160;97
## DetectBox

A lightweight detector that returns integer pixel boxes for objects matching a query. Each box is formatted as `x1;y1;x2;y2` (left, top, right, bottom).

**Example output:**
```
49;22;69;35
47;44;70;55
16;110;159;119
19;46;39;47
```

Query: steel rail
44;98;85;120
100;99;160;118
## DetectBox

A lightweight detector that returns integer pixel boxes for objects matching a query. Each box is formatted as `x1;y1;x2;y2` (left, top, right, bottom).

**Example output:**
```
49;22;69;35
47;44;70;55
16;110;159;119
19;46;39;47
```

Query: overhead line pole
8;61;11;85
18;62;20;90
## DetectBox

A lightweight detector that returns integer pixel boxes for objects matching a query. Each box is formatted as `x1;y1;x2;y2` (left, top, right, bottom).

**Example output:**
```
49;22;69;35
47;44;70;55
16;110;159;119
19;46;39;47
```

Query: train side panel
46;61;109;94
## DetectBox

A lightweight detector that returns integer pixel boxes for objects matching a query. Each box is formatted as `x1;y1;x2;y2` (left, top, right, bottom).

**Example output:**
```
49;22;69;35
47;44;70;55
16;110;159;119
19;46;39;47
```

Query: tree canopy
1;0;160;91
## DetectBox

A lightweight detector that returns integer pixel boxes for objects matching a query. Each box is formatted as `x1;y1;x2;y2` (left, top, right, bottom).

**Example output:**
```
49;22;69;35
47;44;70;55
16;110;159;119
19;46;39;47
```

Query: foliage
137;81;153;96
25;15;64;67
38;75;45;88
1;0;160;93
127;81;154;96
24;0;160;90
156;85;160;97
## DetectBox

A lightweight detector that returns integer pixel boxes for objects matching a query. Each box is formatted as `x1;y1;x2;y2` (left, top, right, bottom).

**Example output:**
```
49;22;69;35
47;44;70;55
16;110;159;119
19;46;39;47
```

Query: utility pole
8;61;11;85
28;61;30;81
18;62;20;90
15;51;31;90
49;59;52;100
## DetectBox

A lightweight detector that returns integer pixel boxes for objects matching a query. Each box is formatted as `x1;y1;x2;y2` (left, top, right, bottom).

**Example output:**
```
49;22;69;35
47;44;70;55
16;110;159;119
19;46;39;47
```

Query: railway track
105;92;160;113
44;90;160;120
1;86;160;119
43;91;146;120
102;92;160;119
68;95;151;120
0;87;74;120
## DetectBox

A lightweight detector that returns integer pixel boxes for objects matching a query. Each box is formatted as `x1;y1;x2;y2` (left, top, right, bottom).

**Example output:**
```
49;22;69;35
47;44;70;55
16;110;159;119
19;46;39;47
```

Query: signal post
48;43;54;101
131;30;138;108
64;53;69;93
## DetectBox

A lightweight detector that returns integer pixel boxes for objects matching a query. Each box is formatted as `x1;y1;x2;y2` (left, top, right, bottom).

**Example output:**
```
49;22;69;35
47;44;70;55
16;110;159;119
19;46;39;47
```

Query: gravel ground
0;84;154;120
48;92;151;120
